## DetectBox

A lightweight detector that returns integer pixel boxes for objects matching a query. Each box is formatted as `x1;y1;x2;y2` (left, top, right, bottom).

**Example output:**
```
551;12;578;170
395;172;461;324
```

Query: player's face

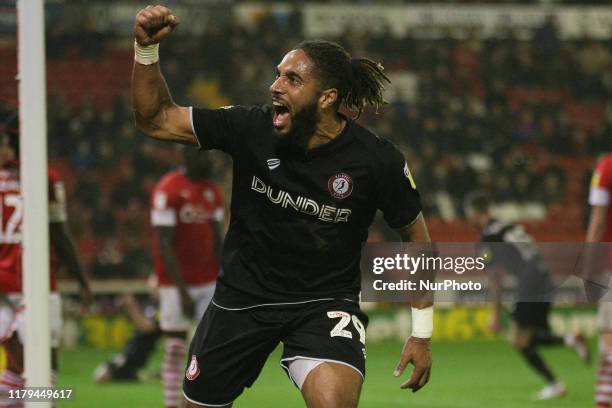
270;49;322;138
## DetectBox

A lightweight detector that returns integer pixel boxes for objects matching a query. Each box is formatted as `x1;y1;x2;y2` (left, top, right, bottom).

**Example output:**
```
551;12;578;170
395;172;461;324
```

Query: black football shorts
512;302;551;330
182;299;368;406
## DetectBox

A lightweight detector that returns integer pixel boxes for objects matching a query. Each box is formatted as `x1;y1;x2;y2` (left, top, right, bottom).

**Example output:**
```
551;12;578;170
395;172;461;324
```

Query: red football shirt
0;165;66;293
589;154;612;242
151;170;224;285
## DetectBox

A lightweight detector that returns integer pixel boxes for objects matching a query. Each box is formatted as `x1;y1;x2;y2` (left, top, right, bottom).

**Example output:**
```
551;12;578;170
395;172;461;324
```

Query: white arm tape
411;306;433;338
589;186;610;206
134;41;159;65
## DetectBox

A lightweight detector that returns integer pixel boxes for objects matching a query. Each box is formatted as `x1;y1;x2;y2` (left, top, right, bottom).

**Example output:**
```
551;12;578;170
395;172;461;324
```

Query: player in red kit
587;154;612;408
151;148;224;408
0;126;91;400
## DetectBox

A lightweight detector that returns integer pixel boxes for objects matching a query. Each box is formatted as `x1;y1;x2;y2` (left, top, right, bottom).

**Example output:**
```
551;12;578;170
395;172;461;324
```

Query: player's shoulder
219;104;272;119
155;170;185;191
193;104;271;124
593;154;612;189
598;154;612;172
224;104;270;113
481;219;512;242
47;165;62;184
349;122;404;163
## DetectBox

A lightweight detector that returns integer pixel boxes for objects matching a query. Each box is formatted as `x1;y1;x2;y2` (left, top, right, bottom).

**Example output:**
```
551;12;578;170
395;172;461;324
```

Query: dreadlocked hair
295;40;390;117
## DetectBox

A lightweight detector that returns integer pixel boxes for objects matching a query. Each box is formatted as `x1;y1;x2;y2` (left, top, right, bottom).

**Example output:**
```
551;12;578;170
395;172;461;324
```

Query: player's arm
132;5;195;145
584;204;609;301
116;294;156;333
156;226;195;318
396;213;433;310
396;212;430;244
49;222;92;306
393;213;433;392
586;205;608;243
584;160;610;301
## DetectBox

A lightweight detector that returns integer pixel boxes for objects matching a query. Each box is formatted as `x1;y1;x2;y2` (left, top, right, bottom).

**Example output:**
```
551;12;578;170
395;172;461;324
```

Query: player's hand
394;336;432;392
180;290;195;318
134;5;179;46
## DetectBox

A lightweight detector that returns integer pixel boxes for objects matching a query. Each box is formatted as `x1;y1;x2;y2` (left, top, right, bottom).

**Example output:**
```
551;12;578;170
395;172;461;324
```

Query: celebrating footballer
131;5;433;407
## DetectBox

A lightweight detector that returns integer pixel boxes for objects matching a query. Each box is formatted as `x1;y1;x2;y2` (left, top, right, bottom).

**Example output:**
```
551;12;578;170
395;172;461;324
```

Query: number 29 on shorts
327;311;366;345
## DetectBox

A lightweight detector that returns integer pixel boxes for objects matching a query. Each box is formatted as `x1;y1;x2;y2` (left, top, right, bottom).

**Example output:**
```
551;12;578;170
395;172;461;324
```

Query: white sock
163;337;187;408
0;369;25;407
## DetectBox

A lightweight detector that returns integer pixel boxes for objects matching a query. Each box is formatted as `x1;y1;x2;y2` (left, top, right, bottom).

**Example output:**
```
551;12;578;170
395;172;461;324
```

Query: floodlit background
1;1;611;407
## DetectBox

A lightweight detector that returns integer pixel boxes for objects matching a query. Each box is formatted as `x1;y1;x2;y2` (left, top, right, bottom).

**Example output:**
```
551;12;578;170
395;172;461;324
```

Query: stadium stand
0;4;611;278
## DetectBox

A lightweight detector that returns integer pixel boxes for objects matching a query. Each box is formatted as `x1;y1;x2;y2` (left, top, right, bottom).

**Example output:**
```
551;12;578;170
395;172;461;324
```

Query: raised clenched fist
134;5;179;46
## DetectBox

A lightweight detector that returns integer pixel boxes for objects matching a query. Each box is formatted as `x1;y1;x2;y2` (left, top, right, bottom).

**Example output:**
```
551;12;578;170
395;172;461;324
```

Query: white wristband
134;41;159;65
411;306;433;338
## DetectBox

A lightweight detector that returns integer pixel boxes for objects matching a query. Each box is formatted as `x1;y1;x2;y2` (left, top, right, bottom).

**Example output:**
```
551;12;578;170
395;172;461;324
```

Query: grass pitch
57;340;596;407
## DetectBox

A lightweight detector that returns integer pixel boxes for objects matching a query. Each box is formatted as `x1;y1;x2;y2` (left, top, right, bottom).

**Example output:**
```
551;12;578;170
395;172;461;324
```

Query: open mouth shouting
272;99;292;133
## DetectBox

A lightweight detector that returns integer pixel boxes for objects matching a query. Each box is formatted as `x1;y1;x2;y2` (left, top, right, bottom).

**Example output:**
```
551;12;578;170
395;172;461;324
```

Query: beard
275;99;319;149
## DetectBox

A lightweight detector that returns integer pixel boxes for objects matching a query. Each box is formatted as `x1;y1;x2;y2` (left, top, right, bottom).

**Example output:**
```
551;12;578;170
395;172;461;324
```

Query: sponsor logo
328;173;353;199
267;158;281;170
203;188;215;203
251;176;351;223
185;355;200;381
179;204;214;223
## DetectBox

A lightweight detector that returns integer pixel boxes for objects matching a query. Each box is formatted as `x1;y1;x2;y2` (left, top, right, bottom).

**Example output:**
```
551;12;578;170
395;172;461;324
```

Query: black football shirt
479;220;554;302
191;105;422;308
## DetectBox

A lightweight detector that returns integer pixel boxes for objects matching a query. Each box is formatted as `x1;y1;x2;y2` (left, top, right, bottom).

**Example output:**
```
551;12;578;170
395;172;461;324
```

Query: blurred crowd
43;0;609;4
2;10;611;278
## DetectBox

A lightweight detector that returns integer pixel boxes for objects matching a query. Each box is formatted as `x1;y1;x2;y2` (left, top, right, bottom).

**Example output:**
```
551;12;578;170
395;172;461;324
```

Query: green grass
58;340;597;407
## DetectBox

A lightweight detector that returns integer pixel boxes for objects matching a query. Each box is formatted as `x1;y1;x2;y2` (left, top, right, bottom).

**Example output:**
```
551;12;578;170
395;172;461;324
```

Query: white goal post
18;0;52;406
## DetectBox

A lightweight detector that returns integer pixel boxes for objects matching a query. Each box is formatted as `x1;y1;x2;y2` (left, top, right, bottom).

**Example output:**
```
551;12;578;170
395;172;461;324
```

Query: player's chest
175;186;216;224
240;147;374;216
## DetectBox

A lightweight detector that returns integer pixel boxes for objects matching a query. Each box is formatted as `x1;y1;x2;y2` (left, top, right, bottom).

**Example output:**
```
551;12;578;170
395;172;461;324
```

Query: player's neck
303;113;346;150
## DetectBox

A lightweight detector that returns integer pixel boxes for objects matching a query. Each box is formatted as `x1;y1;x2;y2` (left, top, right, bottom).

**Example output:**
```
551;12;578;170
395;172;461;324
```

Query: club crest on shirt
185;355;200;381
328;173;353;199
